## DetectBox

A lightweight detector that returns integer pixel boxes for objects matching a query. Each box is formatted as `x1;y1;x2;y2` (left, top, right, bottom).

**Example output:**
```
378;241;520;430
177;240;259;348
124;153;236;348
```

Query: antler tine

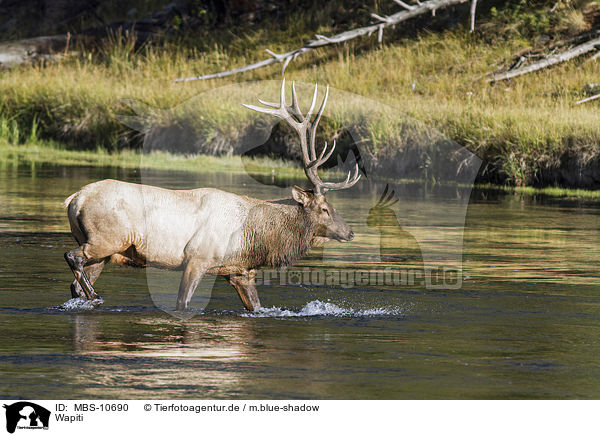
309;85;329;160
289;81;304;121
319;163;361;193
343;171;352;185
311;84;329;128
242;102;278;115
242;79;287;113
257;98;280;108
348;164;362;185
306;143;327;169
348;163;362;184
280;77;287;108
305;84;319;122
243;79;305;129
320;139;337;166
307;140;336;169
290;81;299;111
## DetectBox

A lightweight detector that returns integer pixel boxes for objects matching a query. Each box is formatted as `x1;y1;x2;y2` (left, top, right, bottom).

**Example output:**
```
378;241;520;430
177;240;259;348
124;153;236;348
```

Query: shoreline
2;142;599;199
0;142;304;177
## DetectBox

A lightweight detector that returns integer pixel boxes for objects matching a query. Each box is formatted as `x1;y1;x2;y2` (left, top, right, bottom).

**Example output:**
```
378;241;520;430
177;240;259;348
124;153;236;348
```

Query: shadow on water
1;162;600;399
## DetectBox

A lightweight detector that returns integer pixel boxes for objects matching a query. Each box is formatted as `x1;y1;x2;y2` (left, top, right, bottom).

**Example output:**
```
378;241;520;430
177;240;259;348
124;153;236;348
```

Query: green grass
475;183;600;199
2;139;599;199
1;1;600;188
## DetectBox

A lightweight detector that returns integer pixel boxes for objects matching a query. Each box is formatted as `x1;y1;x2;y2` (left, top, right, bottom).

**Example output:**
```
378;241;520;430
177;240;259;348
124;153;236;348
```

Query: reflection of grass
0;141;303;177
475;183;600;199
2;140;599;199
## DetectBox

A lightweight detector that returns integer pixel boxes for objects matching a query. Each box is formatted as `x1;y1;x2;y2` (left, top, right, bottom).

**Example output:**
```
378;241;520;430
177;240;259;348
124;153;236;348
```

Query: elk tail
63;192;79;209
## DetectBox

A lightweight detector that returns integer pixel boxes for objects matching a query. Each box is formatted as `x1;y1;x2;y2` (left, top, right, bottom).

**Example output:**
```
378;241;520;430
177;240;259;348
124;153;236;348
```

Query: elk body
63;80;360;311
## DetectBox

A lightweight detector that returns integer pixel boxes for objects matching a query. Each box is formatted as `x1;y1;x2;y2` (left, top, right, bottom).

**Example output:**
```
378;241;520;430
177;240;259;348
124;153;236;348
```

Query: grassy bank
3;139;600;199
0;141;303;176
1;1;600;188
474;183;600;199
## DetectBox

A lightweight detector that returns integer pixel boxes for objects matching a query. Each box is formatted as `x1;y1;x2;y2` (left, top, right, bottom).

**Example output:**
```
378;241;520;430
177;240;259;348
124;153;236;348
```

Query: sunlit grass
0;6;599;187
2;139;599;199
475;183;600;199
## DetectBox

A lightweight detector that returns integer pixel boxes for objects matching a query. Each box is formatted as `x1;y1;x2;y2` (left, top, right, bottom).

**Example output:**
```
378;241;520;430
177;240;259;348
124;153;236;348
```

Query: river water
1;162;600;399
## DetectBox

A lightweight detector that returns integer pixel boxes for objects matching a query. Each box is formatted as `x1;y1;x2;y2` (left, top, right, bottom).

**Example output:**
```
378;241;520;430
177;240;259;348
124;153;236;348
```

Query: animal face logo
117;80;481;315
367;184;424;266
3;402;50;433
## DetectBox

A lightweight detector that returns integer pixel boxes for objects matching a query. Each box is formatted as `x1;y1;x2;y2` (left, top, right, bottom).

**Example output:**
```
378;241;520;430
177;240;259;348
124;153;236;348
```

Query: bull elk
63;80;361;311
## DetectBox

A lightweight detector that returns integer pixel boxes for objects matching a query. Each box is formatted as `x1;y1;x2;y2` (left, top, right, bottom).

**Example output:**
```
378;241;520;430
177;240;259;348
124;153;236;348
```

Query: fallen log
175;0;473;82
0;34;74;68
488;36;600;82
575;93;600;104
0;2;181;69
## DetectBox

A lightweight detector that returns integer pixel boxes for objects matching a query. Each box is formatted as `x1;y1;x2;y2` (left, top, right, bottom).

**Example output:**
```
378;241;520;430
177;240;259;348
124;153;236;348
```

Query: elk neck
241;200;316;269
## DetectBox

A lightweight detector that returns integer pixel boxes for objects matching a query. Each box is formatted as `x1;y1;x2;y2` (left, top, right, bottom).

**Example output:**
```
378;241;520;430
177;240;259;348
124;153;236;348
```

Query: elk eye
322;208;329;215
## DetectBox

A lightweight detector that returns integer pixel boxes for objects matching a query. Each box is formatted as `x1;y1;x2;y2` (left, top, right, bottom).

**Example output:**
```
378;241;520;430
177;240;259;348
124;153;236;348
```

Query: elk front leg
70;260;105;298
176;261;207;311
227;272;261;311
65;247;100;300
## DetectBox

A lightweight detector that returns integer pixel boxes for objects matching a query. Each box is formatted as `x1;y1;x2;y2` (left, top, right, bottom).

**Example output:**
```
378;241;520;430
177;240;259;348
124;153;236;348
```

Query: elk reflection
68;313;261;397
367;185;424;269
70;313;261;359
68;313;336;398
72;314;101;353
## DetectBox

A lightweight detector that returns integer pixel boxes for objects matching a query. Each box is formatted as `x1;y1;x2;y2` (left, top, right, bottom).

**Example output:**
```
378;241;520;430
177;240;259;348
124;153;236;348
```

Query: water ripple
241;299;403;318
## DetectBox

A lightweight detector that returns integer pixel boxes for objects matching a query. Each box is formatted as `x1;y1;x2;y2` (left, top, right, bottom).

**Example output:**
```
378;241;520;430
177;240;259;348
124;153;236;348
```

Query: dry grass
1;3;600;187
563;9;589;34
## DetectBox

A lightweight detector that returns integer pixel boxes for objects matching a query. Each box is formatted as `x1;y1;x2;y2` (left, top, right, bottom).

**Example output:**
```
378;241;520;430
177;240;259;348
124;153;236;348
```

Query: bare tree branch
392;0;417;10
488;36;600;82
174;0;469;82
575;93;600;105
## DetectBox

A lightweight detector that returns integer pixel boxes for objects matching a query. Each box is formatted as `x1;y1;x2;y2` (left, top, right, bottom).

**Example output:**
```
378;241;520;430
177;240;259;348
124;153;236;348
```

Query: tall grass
0;115;44;146
1;3;600;187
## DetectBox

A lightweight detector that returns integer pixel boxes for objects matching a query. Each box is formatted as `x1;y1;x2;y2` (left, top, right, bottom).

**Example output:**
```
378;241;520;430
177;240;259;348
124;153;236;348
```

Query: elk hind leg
70;260;105;298
65;246;100;300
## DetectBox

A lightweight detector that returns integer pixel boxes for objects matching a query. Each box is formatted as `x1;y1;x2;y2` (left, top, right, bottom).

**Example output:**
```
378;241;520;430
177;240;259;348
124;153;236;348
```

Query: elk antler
243;79;361;195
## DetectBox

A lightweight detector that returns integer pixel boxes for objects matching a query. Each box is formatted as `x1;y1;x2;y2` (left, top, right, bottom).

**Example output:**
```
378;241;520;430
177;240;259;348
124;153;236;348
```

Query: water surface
1;162;600;399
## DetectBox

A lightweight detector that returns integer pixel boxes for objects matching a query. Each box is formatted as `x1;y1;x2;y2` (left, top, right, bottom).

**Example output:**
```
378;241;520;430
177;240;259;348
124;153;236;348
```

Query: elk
63;80;361;312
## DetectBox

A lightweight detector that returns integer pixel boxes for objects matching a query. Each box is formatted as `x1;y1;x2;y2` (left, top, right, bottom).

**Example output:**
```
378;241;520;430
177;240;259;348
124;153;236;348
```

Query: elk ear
292;185;313;206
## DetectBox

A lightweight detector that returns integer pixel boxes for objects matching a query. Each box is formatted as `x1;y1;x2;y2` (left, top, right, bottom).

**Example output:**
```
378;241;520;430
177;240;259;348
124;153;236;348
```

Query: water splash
55;297;104;311
242;299;402;318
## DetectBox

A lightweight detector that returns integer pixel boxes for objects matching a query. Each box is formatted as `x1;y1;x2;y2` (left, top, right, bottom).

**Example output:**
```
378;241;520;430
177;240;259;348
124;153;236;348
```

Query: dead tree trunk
488;36;600;82
175;0;471;82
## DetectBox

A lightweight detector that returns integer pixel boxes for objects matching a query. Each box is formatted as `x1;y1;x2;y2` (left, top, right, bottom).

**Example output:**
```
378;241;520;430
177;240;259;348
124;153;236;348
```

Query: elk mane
241;203;315;269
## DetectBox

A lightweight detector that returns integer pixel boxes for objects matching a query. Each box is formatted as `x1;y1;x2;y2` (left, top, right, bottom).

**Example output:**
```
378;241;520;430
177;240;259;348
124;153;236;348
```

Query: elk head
243;79;361;243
